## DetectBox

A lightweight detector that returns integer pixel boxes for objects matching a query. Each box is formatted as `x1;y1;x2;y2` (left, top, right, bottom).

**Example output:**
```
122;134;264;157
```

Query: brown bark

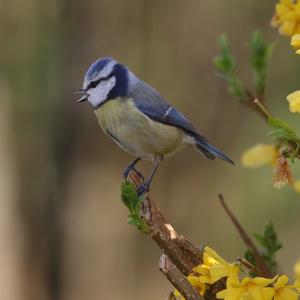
128;171;204;300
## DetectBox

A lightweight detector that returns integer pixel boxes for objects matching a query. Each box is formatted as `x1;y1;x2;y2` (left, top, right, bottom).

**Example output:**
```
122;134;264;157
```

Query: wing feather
128;76;198;135
127;74;234;164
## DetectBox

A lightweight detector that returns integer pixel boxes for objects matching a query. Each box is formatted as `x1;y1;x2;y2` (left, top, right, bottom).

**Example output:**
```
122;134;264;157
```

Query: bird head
77;57;129;109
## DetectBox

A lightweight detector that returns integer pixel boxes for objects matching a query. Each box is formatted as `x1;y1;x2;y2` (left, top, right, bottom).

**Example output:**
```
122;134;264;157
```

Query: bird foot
122;167;132;179
137;181;150;197
123;167;145;182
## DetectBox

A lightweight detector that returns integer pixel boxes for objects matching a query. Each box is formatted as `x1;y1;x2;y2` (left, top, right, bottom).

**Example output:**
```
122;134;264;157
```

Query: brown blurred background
1;0;300;299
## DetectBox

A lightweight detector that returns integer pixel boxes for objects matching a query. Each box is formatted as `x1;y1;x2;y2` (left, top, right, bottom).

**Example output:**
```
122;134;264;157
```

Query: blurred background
1;0;300;299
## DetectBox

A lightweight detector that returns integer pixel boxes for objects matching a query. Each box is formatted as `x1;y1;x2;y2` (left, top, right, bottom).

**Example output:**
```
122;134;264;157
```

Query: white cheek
88;76;116;108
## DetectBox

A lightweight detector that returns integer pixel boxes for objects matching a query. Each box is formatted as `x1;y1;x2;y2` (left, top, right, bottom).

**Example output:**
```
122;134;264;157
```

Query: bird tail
194;134;234;165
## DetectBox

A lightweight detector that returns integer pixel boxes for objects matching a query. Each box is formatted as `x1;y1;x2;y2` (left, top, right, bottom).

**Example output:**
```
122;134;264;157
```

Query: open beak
77;95;87;103
75;88;88;103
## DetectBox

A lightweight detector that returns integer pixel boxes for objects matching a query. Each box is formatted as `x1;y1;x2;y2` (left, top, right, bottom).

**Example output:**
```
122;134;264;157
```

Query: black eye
87;79;101;89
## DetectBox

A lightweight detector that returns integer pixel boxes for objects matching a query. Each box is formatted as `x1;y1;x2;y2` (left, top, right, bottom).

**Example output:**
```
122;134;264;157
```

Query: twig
238;257;260;275
166;292;177;300
166;292;176;300
125;171;229;299
218;194;273;278
160;254;205;300
129;171;203;275
253;98;271;118
241;91;271;121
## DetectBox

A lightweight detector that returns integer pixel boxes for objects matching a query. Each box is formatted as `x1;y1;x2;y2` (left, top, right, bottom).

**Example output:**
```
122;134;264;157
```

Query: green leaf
121;181;149;233
128;217;137;226
214;34;248;101
250;32;273;97
214;34;236;73
245;249;256;266
268;116;300;144
253;233;266;248
245;222;282;275
121;181;139;210
227;76;248;99
268;117;297;135
261;222;282;254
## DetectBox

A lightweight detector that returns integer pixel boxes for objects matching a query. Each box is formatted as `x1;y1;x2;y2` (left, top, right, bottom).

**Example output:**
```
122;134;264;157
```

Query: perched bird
77;57;233;195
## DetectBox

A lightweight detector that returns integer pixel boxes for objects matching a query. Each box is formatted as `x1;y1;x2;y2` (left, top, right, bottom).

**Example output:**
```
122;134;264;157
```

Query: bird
77;57;234;195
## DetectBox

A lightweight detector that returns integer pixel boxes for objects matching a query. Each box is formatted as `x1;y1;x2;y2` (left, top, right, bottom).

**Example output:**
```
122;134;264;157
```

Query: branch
127;170;205;299
160;254;204;300
240;90;271;122
253;98;272;119
129;171;203;274
218;194;273;278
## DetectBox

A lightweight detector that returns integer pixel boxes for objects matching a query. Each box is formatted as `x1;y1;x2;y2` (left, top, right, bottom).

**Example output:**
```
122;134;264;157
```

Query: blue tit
77;57;234;195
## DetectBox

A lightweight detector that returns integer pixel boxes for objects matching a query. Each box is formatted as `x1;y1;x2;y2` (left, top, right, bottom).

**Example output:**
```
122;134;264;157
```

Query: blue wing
128;79;198;135
128;76;234;164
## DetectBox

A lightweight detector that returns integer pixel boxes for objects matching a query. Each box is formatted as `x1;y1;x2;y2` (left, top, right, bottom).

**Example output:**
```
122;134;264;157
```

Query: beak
74;88;88;103
77;95;87;103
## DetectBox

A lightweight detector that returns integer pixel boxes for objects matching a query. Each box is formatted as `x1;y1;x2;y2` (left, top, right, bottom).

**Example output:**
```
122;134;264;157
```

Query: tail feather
194;135;234;165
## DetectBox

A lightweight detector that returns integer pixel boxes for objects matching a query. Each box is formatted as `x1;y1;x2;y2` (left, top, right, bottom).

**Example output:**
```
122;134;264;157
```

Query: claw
132;168;145;182
137;182;150;197
123;168;131;179
123;167;145;182
123;158;141;179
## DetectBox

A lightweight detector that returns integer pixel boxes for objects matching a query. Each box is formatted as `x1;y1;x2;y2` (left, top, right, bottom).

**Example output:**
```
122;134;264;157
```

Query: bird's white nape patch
87;76;116;108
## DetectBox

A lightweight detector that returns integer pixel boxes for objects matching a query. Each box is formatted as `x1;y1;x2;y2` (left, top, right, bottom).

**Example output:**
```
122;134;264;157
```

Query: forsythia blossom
174;247;300;300
291;34;300;54
174;275;206;299
293;180;300;193
271;0;300;36
262;275;300;300
242;144;277;168
287;90;300;113
174;247;238;300
194;247;239;285
295;260;300;288
216;273;276;300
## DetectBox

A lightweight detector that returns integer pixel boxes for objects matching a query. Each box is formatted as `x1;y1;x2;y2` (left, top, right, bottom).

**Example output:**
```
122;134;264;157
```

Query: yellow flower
175;247;234;299
294;180;300;193
193;251;218;281
193;247;239;285
242;144;277;168
174;275;206;299
291;34;300;54
216;273;276;300
287;90;300;113
271;0;300;36
295;260;300;278
262;275;300;300
294;260;300;290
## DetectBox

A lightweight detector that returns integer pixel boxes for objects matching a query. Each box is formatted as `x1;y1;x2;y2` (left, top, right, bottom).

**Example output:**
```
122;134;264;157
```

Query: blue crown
85;57;114;81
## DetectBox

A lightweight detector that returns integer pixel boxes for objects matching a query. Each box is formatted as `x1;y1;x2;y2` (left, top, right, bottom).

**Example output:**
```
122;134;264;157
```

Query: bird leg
137;161;160;196
123;157;143;179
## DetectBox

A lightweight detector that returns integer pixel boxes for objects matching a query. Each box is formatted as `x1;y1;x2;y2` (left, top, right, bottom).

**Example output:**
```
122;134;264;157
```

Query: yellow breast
94;98;184;160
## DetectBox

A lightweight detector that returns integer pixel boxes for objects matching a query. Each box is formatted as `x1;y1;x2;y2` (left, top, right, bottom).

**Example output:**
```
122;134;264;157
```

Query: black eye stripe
87;79;100;89
87;74;113;90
